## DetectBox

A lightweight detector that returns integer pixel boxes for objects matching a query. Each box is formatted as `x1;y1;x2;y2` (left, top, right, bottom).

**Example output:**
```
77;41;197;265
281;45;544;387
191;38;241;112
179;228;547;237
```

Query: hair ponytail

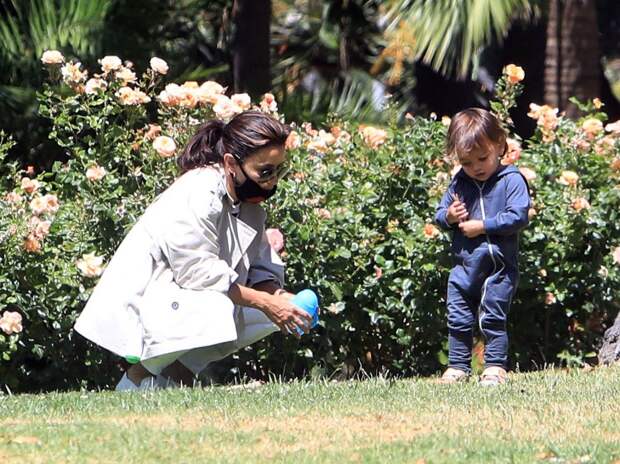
177;120;226;173
177;111;290;174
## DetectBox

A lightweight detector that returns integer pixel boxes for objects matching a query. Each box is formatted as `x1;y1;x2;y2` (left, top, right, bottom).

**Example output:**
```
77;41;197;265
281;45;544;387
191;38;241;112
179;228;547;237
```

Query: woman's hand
261;293;312;338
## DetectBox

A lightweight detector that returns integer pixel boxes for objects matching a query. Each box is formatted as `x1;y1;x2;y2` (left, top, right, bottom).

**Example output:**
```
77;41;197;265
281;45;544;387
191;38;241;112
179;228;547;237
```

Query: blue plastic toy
291;289;319;335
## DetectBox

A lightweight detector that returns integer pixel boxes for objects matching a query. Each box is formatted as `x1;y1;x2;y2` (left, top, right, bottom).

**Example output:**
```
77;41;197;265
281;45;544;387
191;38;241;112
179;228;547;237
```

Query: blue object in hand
291;289;319;335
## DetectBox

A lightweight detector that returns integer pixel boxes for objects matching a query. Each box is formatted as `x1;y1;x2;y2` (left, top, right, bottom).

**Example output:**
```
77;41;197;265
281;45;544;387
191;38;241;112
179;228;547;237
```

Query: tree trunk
544;0;600;118
231;0;272;98
599;312;620;365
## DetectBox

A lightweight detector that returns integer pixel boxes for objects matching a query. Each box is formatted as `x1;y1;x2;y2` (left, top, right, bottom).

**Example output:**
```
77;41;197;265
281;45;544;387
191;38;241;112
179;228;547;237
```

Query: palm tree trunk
231;0;272;98
544;0;600;118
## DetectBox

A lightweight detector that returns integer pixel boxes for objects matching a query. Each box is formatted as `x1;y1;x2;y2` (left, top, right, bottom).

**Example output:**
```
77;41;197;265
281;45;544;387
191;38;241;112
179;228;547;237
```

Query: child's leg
479;273;517;369
447;270;476;373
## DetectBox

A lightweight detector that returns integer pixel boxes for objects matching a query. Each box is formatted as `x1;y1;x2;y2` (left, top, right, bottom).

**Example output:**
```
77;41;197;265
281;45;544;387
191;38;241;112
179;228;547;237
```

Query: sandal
479;366;508;386
437;367;469;384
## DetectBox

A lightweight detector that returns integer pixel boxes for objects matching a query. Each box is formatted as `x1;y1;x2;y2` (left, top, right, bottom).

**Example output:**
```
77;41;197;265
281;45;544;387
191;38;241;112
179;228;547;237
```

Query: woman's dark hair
177;110;291;173
447;108;507;159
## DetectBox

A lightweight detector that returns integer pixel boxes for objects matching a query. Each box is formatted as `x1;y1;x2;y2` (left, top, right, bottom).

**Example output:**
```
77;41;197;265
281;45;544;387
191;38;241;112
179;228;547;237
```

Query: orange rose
423;223;440;239
504;64;525;84
558;170;579;187
359;126;388;149
570;197;590;212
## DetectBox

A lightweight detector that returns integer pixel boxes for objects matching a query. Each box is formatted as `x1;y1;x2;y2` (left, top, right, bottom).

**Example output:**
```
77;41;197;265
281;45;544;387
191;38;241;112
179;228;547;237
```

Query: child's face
458;142;502;182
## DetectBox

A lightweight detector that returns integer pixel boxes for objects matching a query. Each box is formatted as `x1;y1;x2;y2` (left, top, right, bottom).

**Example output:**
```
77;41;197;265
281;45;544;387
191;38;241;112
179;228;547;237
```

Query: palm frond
0;0;112;82
386;0;537;78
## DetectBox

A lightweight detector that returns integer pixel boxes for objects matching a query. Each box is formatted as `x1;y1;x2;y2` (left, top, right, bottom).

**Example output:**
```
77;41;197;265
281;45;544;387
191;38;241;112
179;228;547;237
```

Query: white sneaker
115;373;159;391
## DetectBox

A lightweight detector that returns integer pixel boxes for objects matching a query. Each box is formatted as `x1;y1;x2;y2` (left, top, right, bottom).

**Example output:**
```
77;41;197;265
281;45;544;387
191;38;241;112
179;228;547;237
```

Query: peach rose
76;252;105;277
581;118;603;140
28;216;51;240
213;95;242;120
502;138;522;165
613;246;620;265
61;62;87;84
99;55;122;73
152;136;177;158
149;57;169;75
528;103;559;142
30;196;47;215
593;98;603;110
610;158;620;171
231;93;251;111
84;78;107;94
86;165;107;182
374;266;383;279
318;130;337;146
0;311;23;335
306;139;328;154
302;122;318;137
260;93;278;113
441;116;451;127
115;67;137;85
116;87;151;105
571;197;590;212
21;177;40;194
504;64;525;84
359;126;388;149
158;83;183;106
5;191;23;204
29;194;60;215
594;136;615;155
144;124;162;141
573;138;591;152
265;228;285;253
196;81;225;105
41;50;64;65
519;167;537;181
558;170;579;187
423;223;440;239
23;233;41;252
285;131;301;150
316;208;332;220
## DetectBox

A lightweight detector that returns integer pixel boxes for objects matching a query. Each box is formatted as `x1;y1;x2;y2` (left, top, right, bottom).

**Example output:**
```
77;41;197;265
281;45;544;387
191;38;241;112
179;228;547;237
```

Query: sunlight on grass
1;367;619;463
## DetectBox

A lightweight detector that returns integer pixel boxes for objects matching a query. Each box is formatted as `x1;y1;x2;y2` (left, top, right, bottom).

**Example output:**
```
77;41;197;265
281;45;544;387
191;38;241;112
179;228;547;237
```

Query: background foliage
1;56;620;391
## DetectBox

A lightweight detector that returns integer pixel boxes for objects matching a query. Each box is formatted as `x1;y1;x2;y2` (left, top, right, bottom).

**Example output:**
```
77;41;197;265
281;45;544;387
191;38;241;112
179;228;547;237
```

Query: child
435;108;530;386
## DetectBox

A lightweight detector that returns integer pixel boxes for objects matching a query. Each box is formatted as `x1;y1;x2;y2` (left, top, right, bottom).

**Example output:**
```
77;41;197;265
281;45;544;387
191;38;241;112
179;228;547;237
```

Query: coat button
171;301;179;310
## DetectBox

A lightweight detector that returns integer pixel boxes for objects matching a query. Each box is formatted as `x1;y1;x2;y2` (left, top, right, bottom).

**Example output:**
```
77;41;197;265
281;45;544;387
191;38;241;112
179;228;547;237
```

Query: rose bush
0;54;619;391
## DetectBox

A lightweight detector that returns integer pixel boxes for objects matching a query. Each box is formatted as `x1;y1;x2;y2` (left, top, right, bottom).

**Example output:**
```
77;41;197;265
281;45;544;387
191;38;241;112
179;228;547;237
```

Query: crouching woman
75;111;311;390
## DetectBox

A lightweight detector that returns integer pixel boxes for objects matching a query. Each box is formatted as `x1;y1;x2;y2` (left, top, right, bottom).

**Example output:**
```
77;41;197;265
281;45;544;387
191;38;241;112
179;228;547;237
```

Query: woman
75;111;312;390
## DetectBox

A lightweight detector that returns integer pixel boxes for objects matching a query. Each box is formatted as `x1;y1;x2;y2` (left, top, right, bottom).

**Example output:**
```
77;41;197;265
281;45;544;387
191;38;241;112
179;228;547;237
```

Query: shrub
1;56;620;392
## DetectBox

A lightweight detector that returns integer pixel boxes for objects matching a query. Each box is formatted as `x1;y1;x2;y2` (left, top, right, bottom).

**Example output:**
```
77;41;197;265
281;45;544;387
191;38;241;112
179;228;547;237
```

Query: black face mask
233;163;277;204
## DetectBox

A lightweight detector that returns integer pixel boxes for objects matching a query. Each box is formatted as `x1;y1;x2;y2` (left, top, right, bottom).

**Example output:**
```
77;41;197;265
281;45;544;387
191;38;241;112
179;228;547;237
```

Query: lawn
1;366;619;463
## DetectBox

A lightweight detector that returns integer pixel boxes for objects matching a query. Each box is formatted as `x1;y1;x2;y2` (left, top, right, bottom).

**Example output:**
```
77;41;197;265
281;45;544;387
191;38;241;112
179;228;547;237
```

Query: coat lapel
227;213;257;270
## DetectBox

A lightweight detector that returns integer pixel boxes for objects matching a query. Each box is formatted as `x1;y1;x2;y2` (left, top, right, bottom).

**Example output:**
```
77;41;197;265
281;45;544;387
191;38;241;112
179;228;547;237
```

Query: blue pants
446;262;517;372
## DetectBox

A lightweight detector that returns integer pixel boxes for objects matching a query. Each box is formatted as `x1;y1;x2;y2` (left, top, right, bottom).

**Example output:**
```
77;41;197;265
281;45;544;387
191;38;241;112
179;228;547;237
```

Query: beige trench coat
74;167;283;361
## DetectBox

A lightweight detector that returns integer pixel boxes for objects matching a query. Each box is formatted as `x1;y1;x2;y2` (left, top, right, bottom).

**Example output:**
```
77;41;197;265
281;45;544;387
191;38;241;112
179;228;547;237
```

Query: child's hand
446;195;468;224
458;220;485;238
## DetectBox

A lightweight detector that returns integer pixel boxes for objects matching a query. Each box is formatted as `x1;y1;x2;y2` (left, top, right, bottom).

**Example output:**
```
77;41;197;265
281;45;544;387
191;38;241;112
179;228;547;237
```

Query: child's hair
177;110;291;173
446;108;507;160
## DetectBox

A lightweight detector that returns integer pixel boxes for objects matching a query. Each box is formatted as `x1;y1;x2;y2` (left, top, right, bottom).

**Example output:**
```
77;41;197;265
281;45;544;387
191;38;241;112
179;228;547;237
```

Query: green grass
1;367;620;463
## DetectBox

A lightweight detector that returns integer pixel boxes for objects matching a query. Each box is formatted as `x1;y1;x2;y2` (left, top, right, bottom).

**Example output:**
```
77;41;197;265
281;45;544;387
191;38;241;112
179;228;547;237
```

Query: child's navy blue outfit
435;164;530;372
